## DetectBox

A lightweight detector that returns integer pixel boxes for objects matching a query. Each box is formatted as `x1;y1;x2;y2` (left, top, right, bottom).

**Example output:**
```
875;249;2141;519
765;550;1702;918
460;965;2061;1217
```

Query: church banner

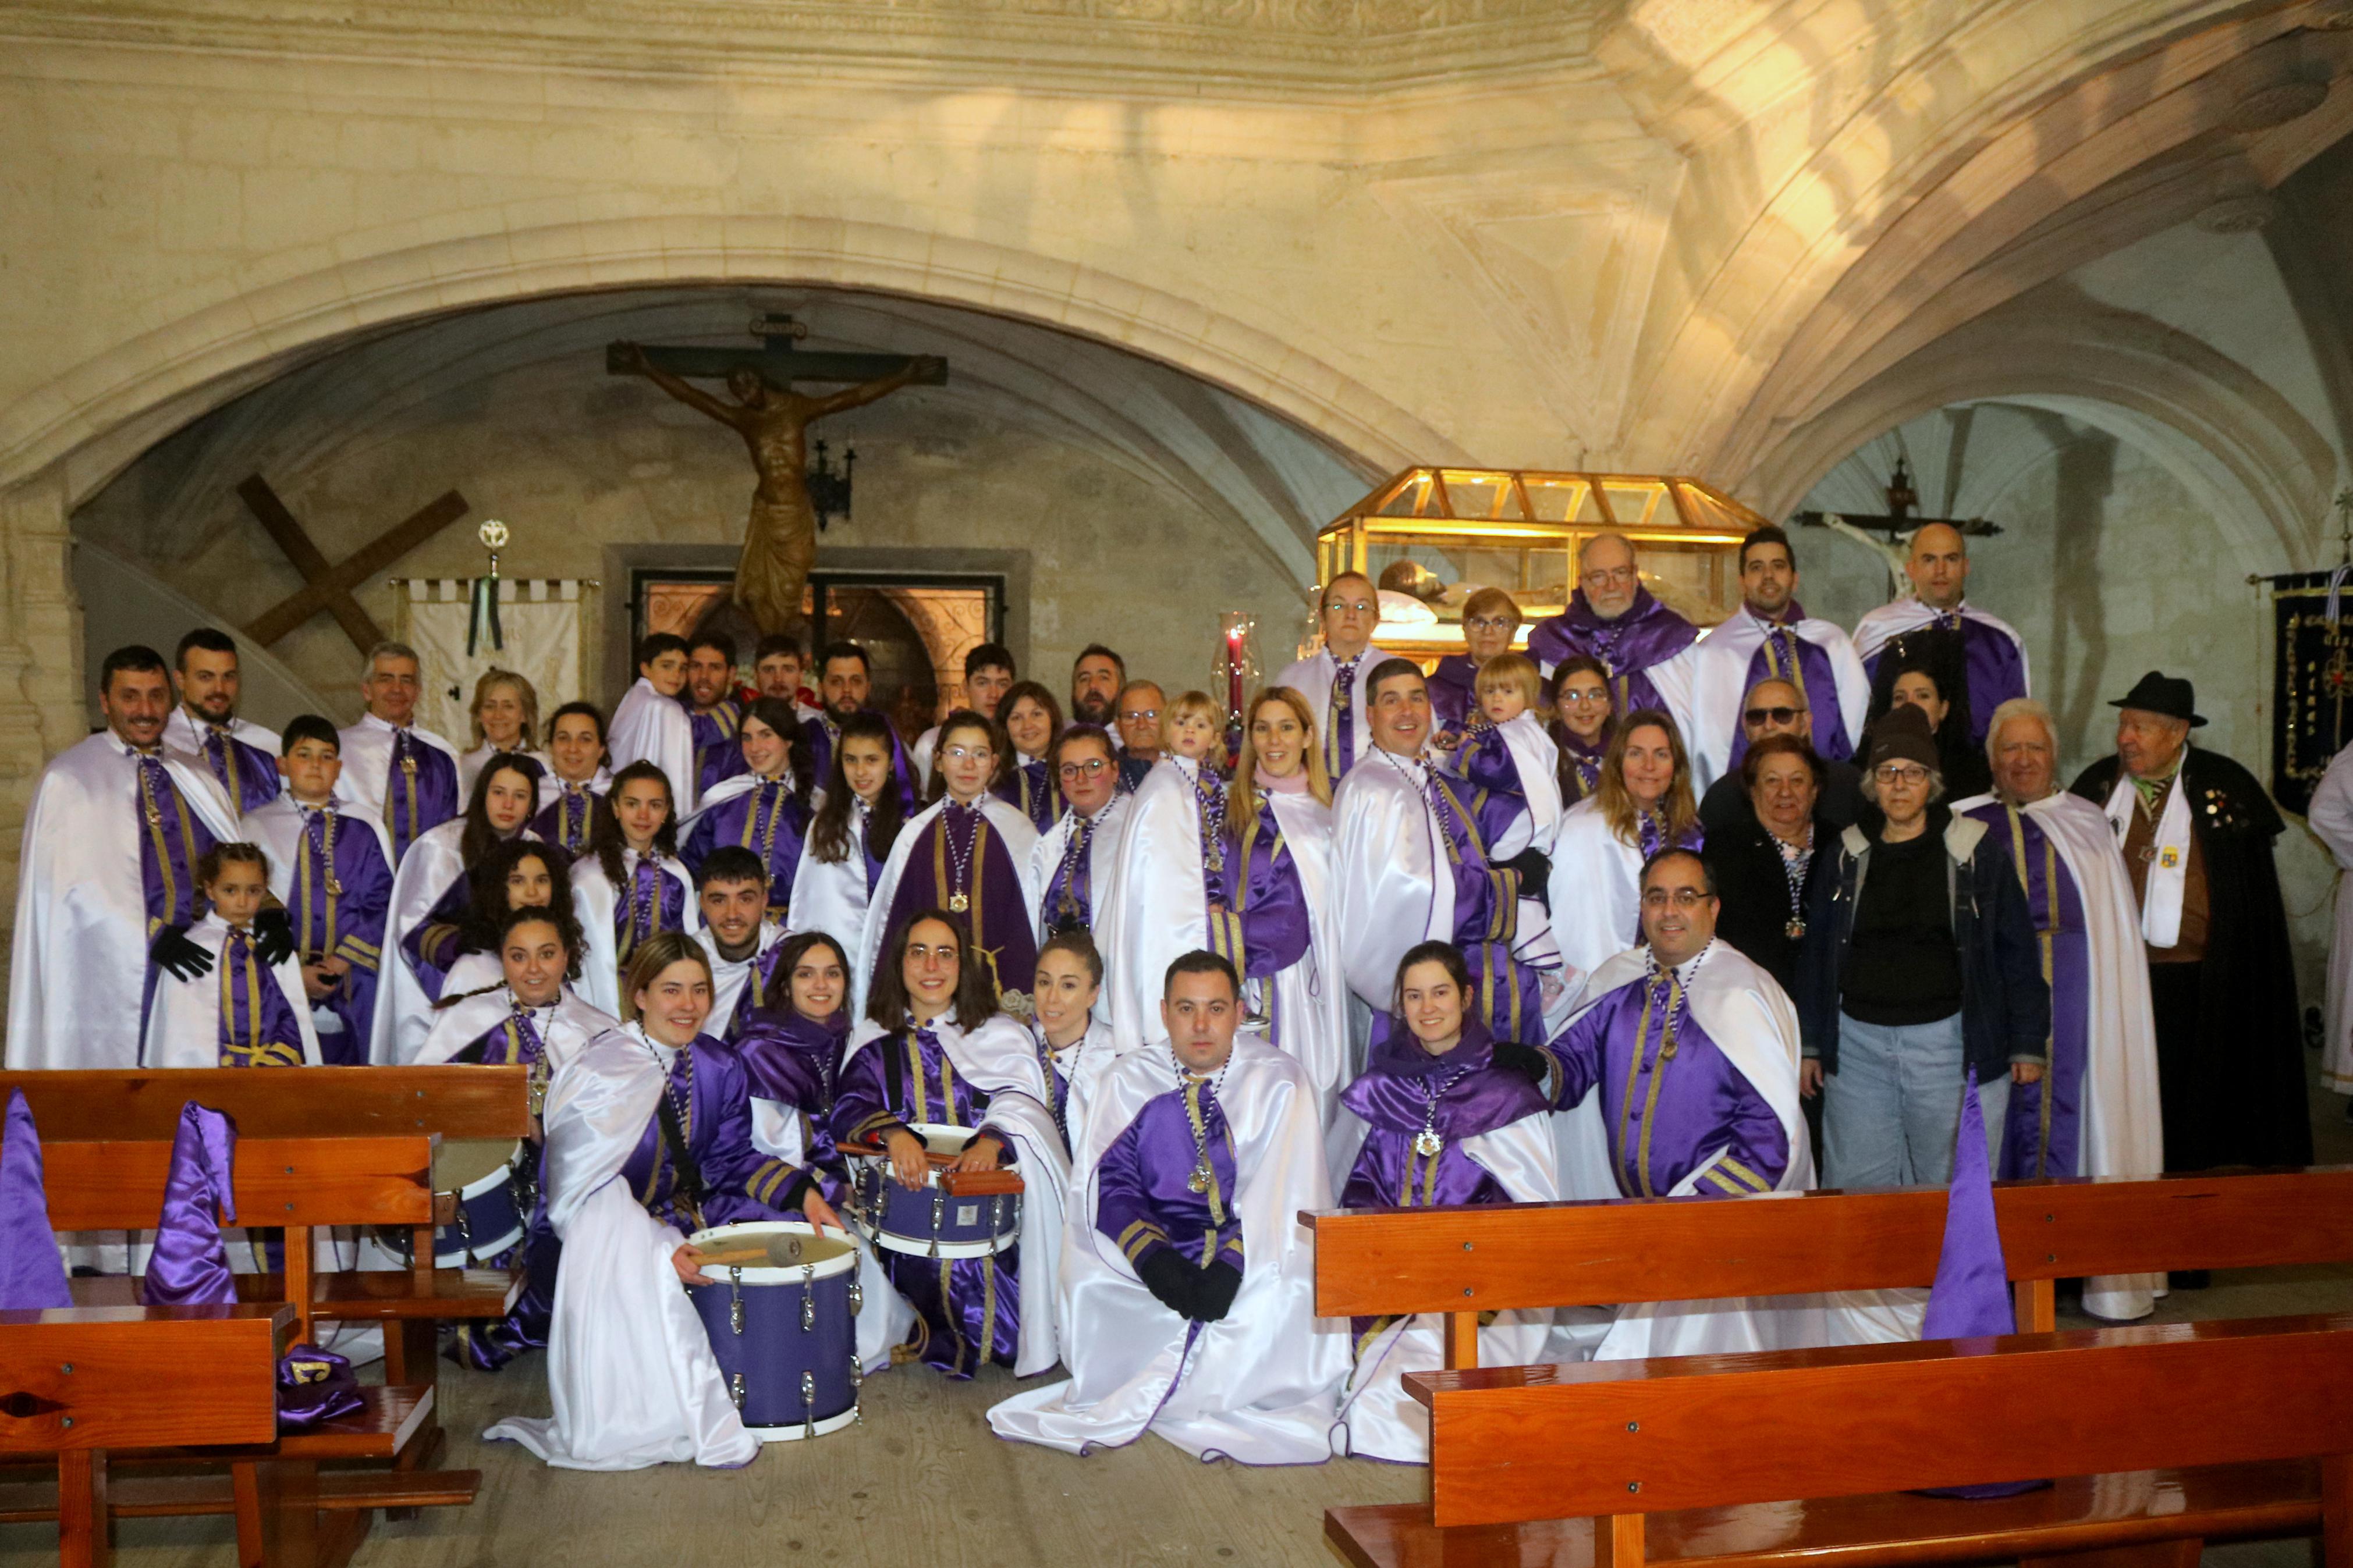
2268;568;2353;816
400;579;588;748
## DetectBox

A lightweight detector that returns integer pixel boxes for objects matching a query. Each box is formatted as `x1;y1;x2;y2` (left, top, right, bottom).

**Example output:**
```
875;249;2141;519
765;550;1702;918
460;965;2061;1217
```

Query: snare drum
851;1122;1021;1259
432;1139;528;1267
686;1221;861;1441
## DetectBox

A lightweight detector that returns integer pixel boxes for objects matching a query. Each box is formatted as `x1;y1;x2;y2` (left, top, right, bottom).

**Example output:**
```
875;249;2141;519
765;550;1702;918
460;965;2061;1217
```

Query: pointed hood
0;1088;71;1310
142;1101;239;1307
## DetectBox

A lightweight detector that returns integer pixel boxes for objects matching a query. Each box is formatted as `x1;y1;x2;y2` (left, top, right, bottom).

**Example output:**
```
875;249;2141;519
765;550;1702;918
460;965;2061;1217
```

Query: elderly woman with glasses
1429;586;1524;737
1794;704;2049;1193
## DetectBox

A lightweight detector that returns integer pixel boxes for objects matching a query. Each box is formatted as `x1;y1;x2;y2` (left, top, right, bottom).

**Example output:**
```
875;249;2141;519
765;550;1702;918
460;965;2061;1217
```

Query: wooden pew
0;1303;294;1568
2;1066;531;1388
1312;1168;2353;1568
1307;1166;2353;1367
3;1133;483;1566
1334;1312;2353;1568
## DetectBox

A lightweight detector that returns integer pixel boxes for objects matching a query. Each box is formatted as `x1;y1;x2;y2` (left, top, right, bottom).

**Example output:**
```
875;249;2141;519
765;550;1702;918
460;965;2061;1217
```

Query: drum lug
929;1189;946;1259
847;1278;863;1318
850;1352;864;1425
991;1194;1004;1236
801;1369;817;1441
729;1371;745;1410
455;1203;474;1265
729;1271;744;1336
800;1263;817;1332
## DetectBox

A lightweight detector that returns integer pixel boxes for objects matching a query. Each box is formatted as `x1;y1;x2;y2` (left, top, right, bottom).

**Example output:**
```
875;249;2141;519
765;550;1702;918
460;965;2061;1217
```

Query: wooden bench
2;1066;533;1389
2;1133;484;1566
0;1303;294;1568
1311;1168;2353;1568
1336;1312;2353;1568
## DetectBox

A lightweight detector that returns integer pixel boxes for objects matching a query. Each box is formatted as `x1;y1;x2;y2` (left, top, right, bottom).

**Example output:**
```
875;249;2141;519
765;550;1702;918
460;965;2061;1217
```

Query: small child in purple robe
141;842;322;1069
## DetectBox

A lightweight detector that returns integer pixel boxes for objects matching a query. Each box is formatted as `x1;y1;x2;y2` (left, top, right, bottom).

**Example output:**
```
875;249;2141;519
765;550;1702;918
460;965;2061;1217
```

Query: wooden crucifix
236;475;471;655
609;315;946;637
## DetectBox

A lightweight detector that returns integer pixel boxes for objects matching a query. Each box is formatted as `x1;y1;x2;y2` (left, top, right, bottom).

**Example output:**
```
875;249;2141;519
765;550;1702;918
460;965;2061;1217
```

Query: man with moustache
163;628;282;812
1525;534;1696;716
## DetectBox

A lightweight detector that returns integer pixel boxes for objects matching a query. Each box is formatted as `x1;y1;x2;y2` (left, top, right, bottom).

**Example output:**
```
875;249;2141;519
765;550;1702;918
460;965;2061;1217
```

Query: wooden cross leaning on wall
234;475;472;655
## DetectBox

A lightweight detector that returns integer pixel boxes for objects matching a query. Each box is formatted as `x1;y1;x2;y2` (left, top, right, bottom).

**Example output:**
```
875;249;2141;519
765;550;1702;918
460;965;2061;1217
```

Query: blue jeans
1823;1011;2011;1189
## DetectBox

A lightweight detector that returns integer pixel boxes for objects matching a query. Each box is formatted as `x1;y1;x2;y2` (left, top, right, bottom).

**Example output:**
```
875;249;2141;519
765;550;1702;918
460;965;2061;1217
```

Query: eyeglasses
1558;689;1610;706
1057;759;1110;780
1640;887;1711;910
1744;706;1803;726
1325;599;1376;617
1582;566;1638;588
1465;616;1518;633
1120;707;1160;723
1873;763;1930;785
940;745;992;762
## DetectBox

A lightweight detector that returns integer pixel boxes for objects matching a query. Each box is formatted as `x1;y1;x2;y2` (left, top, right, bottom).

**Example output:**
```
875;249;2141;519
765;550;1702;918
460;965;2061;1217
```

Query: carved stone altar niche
602;544;1031;741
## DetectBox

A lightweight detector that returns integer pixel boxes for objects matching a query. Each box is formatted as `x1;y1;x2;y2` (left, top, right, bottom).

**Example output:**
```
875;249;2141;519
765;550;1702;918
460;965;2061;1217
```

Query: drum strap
653;1089;708;1222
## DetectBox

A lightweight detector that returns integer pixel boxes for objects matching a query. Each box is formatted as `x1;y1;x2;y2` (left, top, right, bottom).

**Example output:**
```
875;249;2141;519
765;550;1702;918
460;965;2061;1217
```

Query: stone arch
4;209;1456;504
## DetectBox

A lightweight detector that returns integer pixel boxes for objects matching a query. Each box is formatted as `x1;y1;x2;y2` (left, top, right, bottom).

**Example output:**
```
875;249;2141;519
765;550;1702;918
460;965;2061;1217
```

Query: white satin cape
570;851;701;1019
6;733;243;1070
696;920;786;1040
986;1034;1347;1462
1045;1016;1125;1165
842;1012;1071;1375
1952;790;2164;1320
1852;596;2031;679
855;795;1040;1011
331;714;460;848
482;1029;758;1470
1650;607;1872;790
414;984;618;1076
2313;744;2353;1097
1272;646;1386;779
1331;1107;1560;1463
141;912;325;1068
1028;795;1131;948
785;803;879;1011
374;818;541;1065
1543;796;1646;993
1568;943;1855;1359
606;678;699;812
677;768;804;842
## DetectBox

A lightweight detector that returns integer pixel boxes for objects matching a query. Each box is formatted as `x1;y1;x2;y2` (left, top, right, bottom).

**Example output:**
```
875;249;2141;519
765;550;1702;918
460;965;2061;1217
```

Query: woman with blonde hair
1545;707;1704;983
459;669;549;803
1099;686;1349;1110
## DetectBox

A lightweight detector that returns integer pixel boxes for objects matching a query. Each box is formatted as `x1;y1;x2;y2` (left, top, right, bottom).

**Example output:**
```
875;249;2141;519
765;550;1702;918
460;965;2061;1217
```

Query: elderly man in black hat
2069;673;2311;1187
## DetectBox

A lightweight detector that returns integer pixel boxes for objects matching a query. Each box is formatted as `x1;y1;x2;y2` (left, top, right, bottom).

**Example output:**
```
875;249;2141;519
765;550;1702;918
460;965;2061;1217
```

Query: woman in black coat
1703;734;1837;997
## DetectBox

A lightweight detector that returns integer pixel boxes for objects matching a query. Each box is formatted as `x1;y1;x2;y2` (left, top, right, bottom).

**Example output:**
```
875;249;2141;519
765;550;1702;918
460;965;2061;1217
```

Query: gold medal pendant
1186;1165;1210;1194
1412;1128;1444;1158
949;891;970;913
1785;919;1805;940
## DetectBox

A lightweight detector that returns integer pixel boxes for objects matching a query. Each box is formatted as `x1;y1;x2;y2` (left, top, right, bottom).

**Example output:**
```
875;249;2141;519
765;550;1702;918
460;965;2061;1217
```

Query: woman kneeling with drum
485;932;842;1470
832;909;1070;1380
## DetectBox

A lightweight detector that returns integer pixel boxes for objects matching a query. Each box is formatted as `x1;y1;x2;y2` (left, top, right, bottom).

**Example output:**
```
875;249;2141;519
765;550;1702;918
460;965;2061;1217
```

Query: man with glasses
1115;681;1165;792
1525;534;1695;717
1275;571;1386;779
1031;724;1130;941
1853;522;2030;747
1696;677;1866;834
1658;525;1868;791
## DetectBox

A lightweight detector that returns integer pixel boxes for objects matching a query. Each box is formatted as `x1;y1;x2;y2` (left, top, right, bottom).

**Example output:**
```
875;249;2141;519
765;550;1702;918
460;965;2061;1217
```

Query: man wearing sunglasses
1659;525;1870;792
1696;677;1867;834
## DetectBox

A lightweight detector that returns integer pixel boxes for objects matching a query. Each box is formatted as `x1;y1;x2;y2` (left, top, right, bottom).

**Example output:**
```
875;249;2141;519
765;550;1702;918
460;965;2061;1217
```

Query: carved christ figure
613;341;941;635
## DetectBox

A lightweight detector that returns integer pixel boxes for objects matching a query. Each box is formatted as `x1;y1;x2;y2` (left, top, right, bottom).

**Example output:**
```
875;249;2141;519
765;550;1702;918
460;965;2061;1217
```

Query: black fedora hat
2108;670;2206;728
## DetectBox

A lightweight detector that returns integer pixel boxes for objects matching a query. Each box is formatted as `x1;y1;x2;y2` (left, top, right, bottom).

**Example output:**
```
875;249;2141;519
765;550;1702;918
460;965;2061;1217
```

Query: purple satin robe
137;754;217;937
530;783;609;858
1730;606;1855;767
880;803;1037;1002
1551;724;1606;806
1340;1021;1548;1212
1545;968;1787;1199
1426;765;1543;1043
1096;1076;1244;1277
217;928;308;1068
402;873;473;1003
283;806;392;1066
1428;655;1478;735
1962;801;2089;1181
738;1008;850;1119
197;729;282;814
691;699;750;800
717;940;790;1041
1525;588;1697;716
616;1036;808;1235
616;855;688;973
1862;611;2028;747
993;759;1063;835
1040;810;1110;934
829;1025;1020;1377
682;778;810;920
383;730;459;864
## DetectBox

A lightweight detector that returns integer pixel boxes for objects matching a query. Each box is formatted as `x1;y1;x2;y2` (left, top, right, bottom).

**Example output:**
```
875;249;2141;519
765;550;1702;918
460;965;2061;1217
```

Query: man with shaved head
1525;534;1697;719
1851;522;2029;748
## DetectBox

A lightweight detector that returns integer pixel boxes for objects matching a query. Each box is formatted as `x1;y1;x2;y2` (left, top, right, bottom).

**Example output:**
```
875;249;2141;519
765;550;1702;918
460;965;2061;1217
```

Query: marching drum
849;1122;1023;1260
685;1221;861;1441
431;1138;530;1267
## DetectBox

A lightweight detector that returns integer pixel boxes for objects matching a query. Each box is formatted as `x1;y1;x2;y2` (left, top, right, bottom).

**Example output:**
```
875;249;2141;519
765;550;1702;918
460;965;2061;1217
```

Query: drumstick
689;1236;817;1270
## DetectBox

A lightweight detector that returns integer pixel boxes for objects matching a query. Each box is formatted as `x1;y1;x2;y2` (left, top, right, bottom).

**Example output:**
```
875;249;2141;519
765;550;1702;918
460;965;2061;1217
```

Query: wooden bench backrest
41;1136;435;1233
0;1066;529;1142
0;1304;295;1452
1408;1312;2353;1531
1309;1168;2353;1319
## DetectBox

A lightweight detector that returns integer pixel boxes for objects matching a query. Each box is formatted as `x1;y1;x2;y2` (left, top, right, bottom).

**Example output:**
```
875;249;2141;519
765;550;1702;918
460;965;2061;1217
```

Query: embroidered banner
399;579;588;746
2269;570;2353;815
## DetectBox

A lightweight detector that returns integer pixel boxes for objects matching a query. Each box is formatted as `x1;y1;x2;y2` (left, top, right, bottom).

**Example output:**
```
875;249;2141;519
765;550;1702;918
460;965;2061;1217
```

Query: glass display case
1312;467;1768;660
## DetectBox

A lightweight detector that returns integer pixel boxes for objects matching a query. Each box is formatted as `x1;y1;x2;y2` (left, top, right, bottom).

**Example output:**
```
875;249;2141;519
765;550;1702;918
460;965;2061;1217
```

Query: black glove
251;907;297;967
1193;1260;1243;1323
1490;1040;1550;1087
1137;1247;1199;1321
1500;847;1550;903
149;925;214;982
